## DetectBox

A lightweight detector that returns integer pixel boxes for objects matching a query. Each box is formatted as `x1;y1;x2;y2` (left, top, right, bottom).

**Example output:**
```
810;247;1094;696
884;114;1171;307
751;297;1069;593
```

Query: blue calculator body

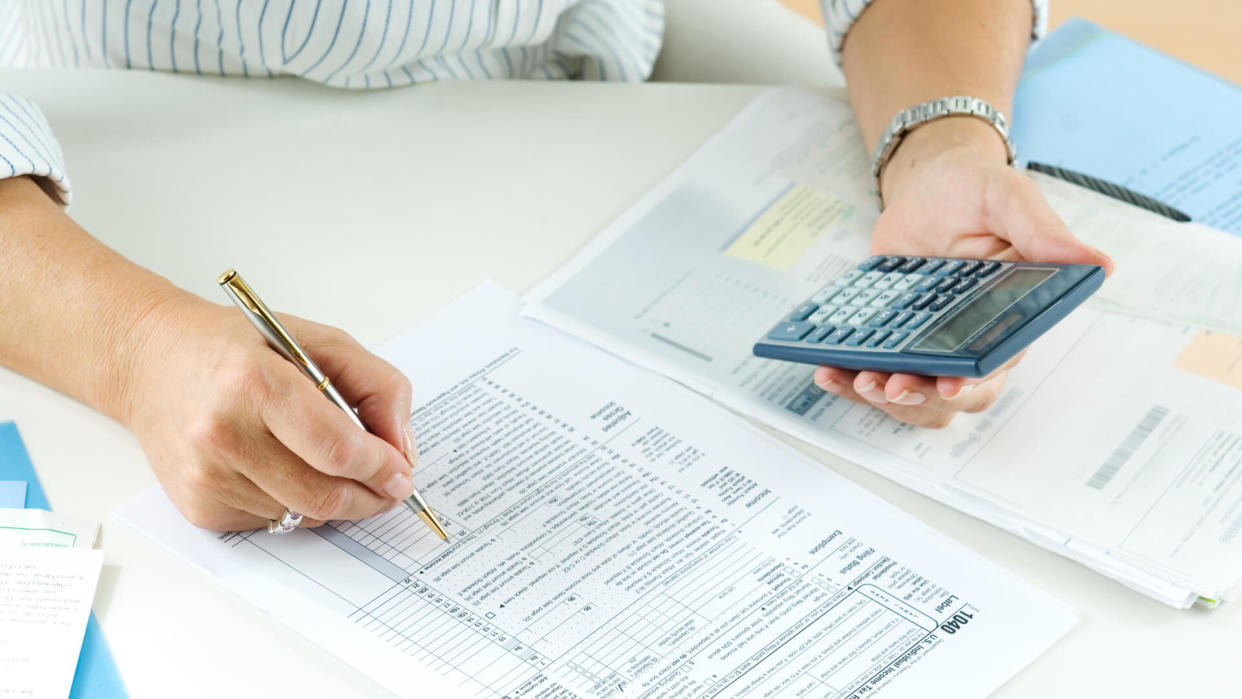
753;256;1104;378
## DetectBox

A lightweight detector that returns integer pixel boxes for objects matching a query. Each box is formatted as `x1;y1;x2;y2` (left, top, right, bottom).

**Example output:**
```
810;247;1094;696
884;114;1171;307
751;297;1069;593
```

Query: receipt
0;508;100;550
0;514;103;699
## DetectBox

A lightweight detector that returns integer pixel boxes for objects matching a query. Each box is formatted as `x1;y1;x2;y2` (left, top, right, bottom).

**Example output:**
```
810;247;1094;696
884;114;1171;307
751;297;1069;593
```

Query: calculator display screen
914;268;1054;352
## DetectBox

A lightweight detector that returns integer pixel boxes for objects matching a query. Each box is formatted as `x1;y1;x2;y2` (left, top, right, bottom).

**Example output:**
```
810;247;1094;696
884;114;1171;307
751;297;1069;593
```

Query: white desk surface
0;70;1237;698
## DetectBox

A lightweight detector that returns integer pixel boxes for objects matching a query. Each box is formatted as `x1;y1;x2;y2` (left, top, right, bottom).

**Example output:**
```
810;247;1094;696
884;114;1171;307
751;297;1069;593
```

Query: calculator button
766;321;815;341
905;312;932;329
893;293;921;310
892;310;914;327
874;272;904;290
952;277;978;294
848;308;879;326
898;257;926;274
789;302;819;321
882;331;909;349
876;256;905;273
911;293;937;310
913;276;940;292
806;326;835;343
857;271;885;287
839;269;865;284
935;277;959;294
893;274;923;291
808;307;836;324
825;327;854;344
858;255;886;271
828;307;856;325
870;310;898;327
845;328;875;346
865;329;891;347
811;287;838;304
921;259;946;275
928;295;955;312
831;287;862;305
853;289;882;306
939;260;965;275
976;261;1002;278
871;290;901;307
958;260;982;276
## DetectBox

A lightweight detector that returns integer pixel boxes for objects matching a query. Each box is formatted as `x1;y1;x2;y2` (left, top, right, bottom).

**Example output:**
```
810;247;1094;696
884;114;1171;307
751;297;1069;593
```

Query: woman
0;0;1111;531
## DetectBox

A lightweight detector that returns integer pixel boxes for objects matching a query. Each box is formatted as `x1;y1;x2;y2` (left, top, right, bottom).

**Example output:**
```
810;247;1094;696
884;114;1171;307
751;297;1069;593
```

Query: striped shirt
0;0;1048;205
822;0;1049;63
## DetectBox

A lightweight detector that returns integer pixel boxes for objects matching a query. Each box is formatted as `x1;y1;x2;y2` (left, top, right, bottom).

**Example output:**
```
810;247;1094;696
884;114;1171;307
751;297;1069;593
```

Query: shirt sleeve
821;0;1050;67
0;94;71;205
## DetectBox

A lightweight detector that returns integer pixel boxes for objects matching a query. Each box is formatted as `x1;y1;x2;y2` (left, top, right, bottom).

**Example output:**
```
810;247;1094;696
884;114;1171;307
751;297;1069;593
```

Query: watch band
871;95;1018;204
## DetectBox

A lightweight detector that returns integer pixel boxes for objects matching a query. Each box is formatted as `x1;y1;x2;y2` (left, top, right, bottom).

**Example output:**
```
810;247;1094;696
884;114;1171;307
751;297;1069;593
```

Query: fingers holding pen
259;358;415;504
300;324;419;469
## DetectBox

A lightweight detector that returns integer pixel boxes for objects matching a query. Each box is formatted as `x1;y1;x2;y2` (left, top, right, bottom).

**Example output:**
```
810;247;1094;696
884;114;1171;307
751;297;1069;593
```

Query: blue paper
1013;18;1242;236
0;421;128;698
0;421;46;508
70;617;128;698
0;480;26;507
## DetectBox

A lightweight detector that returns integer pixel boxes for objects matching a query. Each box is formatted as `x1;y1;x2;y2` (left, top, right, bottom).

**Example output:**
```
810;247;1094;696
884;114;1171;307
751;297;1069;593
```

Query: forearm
839;0;1034;202
841;0;1033;149
0;177;192;423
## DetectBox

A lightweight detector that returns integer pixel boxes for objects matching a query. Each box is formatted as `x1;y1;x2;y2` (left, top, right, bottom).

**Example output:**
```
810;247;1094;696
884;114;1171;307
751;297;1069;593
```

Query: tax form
525;88;1242;607
117;283;1074;698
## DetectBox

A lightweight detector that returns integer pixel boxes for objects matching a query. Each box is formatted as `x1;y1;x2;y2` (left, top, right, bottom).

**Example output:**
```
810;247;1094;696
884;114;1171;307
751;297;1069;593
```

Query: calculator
753;256;1104;378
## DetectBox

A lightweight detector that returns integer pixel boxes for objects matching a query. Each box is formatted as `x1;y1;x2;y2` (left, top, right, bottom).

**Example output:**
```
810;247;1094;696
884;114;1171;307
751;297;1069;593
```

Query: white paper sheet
0;508;100;550
1036;171;1242;335
117;283;1074;698
0;547;103;698
523;88;1242;607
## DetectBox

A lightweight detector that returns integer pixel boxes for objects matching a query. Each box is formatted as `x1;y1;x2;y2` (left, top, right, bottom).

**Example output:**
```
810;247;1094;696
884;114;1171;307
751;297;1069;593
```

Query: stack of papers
524;88;1242;608
118;285;1076;698
0;421;123;699
1036;171;1242;336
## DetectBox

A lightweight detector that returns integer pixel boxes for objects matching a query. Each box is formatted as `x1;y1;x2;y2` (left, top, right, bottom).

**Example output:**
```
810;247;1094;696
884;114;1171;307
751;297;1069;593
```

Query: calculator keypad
763;256;1012;353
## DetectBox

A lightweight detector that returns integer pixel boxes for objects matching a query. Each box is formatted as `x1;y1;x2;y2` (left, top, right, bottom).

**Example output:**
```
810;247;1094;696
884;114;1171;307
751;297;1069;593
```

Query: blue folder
0;421;128;698
1013;18;1242;236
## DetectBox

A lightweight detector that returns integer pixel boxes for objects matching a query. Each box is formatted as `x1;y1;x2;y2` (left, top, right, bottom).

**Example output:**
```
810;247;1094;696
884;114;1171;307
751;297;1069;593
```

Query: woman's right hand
120;294;420;531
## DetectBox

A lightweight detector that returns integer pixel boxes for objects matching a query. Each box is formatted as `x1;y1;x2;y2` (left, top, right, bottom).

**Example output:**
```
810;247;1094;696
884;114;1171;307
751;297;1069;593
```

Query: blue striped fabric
0;92;71;204
0;1;666;86
0;0;669;203
821;0;1050;64
0;0;1045;205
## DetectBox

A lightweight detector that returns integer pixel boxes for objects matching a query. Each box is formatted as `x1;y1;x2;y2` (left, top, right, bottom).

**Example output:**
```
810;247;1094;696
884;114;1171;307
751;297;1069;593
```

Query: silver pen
217;269;448;540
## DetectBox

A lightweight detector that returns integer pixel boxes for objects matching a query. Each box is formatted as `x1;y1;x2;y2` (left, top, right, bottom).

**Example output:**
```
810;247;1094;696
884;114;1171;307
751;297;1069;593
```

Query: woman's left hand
813;117;1114;428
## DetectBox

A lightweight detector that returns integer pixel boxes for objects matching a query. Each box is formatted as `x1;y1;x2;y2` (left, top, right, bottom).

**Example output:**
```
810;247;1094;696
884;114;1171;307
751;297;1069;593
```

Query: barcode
1087;406;1170;490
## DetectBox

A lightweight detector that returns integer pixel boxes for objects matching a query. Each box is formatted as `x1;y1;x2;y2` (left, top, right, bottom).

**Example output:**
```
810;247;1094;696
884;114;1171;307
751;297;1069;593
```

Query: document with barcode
116;283;1074;699
525;88;1242;607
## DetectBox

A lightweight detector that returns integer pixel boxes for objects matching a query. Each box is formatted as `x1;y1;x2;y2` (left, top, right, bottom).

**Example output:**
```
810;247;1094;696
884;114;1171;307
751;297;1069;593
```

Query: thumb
988;174;1116;275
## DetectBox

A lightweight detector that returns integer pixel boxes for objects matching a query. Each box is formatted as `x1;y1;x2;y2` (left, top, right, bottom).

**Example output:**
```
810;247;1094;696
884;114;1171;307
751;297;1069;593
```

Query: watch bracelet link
870;95;1018;206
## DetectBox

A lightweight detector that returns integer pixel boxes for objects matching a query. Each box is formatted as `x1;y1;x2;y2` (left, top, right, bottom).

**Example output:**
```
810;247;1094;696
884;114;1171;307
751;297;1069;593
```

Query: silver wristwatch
870;95;1018;203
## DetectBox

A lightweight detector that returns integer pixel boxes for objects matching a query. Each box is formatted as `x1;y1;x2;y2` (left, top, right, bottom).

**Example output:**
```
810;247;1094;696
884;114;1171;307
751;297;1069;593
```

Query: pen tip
417;509;449;541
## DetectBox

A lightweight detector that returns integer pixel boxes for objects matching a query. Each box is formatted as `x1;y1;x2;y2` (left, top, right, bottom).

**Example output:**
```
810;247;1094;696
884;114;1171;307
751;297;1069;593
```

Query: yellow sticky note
724;185;850;270
1173;330;1242;391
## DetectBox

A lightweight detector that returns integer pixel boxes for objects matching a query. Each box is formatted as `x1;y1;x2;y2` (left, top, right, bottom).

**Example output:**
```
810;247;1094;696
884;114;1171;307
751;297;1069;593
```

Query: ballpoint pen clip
217;269;315;371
